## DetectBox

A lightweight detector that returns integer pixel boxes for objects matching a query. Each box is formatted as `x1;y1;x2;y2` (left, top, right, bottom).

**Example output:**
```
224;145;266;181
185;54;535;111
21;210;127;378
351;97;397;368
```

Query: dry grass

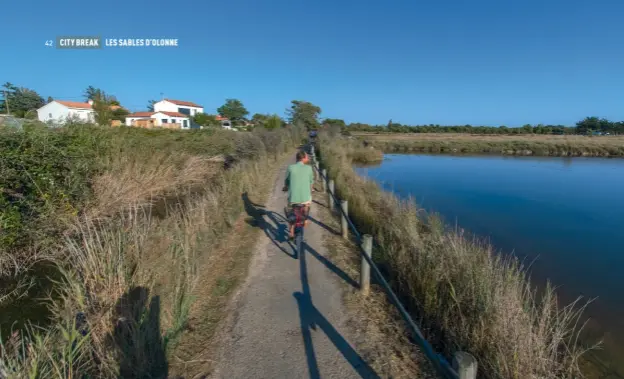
313;189;436;379
0;126;305;378
353;132;624;157
89;153;221;219
317;135;594;379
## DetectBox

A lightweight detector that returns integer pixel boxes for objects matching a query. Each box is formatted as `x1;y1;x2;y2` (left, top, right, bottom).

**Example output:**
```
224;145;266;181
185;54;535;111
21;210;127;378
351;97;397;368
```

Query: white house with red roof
154;99;203;116
126;98;204;129
37;100;96;123
125;111;193;129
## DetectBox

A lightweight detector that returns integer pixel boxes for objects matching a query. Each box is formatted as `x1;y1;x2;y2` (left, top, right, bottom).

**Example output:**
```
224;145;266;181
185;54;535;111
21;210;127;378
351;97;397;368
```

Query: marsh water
355;154;624;377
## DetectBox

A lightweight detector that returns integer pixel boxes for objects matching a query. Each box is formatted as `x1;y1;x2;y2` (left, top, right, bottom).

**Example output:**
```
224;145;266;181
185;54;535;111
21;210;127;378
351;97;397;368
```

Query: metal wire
310;147;459;379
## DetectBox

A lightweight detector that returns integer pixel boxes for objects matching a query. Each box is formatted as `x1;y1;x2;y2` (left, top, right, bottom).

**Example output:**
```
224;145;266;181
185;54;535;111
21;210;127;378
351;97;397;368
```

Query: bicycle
283;189;308;257
287;203;308;257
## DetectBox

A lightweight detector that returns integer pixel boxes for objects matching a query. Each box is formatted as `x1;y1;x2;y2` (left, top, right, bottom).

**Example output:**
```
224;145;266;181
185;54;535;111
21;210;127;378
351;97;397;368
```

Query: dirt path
211;159;379;379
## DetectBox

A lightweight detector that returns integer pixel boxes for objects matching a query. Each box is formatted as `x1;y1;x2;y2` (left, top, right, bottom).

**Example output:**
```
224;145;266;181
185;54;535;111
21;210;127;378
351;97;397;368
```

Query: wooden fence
309;144;478;379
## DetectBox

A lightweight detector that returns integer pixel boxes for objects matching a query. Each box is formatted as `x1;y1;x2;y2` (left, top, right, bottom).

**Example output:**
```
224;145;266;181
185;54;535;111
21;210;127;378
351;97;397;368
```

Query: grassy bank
317;133;591;379
354;132;624;157
0;123;304;377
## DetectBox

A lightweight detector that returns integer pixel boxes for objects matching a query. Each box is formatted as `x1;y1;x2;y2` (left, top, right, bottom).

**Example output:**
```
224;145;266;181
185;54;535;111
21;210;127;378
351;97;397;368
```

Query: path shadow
111;287;168;378
312;199;326;208
306;243;358;289
242;192;297;259
307;215;340;236
295;242;379;379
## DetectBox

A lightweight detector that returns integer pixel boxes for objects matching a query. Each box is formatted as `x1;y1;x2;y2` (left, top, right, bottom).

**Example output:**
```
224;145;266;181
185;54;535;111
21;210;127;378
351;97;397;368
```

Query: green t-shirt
285;162;314;204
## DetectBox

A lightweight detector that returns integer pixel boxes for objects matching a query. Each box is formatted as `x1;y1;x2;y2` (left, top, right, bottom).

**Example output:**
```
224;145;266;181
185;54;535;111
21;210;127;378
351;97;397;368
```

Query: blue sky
2;0;623;126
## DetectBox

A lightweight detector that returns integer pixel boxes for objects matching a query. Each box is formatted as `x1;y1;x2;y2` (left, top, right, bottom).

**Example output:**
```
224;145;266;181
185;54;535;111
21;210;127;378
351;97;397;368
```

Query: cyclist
283;150;314;240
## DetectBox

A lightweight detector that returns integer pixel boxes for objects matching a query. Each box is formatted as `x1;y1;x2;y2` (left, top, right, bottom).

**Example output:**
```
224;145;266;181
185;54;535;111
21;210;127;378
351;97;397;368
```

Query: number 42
45;40;53;47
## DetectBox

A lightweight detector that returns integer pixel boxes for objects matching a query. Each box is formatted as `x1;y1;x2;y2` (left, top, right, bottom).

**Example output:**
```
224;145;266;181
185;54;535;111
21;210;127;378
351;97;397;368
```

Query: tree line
5;81;618;135
0;82;326;131
340;117;624;135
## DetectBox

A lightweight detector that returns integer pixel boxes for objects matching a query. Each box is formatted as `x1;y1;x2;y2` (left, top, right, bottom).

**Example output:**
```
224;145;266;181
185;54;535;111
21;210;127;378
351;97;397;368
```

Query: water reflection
355;154;624;378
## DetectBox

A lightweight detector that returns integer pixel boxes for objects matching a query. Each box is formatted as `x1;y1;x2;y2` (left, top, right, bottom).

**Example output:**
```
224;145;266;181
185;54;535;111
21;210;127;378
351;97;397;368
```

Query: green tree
251;113;269;127
47;96;54;104
0;82;45;117
111;107;129;122
286;100;321;130
217;99;249;123
323;118;346;129
576;117;601;134
193;112;218;126
92;99;112;125
147;100;156;112
83;86;115;125
264;114;282;129
83;85;103;101
522;124;533;134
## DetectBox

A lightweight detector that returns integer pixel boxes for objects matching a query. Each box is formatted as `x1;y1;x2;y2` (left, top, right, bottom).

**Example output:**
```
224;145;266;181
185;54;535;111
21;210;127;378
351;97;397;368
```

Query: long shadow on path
242;191;377;377
295;241;379;379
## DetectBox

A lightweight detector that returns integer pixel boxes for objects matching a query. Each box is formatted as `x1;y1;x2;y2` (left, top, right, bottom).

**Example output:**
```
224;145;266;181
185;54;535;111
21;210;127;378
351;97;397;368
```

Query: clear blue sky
2;0;623;126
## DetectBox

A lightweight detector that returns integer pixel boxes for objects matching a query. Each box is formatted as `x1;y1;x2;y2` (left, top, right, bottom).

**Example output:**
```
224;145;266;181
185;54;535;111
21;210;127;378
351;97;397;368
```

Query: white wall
152;112;191;128
154;100;203;116
126;117;150;126
37;102;93;124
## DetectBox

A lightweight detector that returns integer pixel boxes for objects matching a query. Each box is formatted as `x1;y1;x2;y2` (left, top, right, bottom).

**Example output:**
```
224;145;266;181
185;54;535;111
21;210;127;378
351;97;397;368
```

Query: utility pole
3;91;9;115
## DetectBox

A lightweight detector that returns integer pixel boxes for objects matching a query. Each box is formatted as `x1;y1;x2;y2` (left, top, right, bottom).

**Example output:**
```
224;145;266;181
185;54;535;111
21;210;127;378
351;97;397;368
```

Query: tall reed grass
0;123;305;377
318;135;593;379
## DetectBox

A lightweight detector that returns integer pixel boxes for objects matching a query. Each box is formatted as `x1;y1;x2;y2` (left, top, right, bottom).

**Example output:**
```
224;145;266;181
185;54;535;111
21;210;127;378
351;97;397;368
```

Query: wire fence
307;142;473;379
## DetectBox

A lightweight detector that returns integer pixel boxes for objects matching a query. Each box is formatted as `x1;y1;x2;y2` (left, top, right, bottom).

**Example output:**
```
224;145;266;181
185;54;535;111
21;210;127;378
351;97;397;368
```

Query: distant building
126;98;205;129
126;111;192;129
36;99;127;126
216;115;232;130
153;99;204;117
37;100;95;124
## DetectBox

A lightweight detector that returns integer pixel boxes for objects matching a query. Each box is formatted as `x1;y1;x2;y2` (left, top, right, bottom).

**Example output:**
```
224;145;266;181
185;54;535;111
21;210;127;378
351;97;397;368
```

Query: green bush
0;124;297;251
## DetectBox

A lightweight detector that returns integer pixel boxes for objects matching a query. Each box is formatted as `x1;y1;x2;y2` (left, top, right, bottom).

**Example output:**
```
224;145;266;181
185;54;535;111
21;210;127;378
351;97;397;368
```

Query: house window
48;113;52;118
183;119;188;128
162;119;167;124
170;119;174;123
178;107;190;115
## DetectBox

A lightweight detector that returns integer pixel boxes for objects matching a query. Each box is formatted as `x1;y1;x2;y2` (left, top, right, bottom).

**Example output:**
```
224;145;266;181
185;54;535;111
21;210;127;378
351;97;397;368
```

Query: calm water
356;154;624;375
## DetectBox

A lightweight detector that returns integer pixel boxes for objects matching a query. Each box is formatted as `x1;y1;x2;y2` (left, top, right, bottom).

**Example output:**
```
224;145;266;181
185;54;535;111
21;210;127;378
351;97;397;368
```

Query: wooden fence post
452;352;477;379
321;169;327;192
314;161;319;180
360;234;372;295
340;200;348;239
328;180;335;211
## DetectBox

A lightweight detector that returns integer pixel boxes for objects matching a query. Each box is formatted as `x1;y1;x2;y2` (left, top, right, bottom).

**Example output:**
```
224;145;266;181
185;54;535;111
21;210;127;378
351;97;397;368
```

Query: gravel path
211;160;379;379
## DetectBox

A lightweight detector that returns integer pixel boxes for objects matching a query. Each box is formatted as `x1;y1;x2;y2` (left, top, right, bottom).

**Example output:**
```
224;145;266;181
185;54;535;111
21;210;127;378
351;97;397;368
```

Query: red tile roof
164;99;202;108
216;115;229;121
56;100;92;109
127;112;155;117
159;111;188;118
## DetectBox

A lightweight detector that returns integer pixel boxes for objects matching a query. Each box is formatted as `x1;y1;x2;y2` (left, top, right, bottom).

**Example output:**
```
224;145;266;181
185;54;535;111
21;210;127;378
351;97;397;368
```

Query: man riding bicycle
283;150;314;240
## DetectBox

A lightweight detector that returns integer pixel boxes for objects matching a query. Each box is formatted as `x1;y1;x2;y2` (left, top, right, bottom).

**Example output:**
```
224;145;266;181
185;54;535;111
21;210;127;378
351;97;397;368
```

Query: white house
154;99;203;116
125;111;192;129
37;100;95;124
